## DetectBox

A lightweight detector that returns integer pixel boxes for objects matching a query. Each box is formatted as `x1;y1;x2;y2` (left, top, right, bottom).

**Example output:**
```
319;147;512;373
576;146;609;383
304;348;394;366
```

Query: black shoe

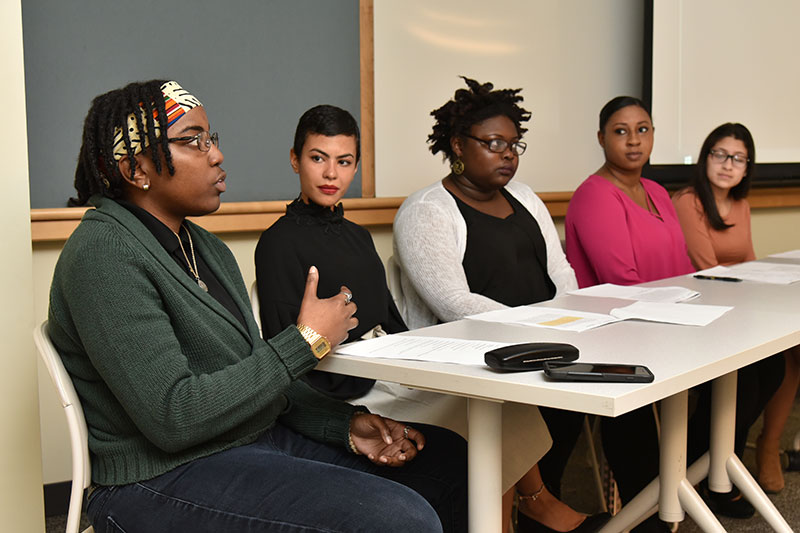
517;512;611;533
630;515;672;533
699;480;755;519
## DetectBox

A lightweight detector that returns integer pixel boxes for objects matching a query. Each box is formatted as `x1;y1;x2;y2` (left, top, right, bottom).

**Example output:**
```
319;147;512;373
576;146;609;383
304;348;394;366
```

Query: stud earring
450;159;465;175
143;183;150;191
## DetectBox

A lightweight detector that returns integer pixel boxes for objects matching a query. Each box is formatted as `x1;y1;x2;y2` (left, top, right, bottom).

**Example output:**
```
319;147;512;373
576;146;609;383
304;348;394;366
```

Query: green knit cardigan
48;196;358;486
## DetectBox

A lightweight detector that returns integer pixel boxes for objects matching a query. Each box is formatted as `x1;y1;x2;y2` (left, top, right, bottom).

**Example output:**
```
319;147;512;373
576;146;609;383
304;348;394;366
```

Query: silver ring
403;426;410;439
342;290;353;304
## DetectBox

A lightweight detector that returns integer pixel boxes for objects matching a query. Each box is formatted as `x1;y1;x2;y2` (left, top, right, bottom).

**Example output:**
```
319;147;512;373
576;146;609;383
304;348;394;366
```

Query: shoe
756;435;785;493
517;511;611;533
699;480;755;519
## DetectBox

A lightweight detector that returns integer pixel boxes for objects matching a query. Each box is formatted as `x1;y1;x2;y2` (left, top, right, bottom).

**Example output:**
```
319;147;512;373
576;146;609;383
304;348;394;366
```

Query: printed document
569;283;699;303
610;301;733;326
335;335;510;365
466;306;620;332
696;263;800;284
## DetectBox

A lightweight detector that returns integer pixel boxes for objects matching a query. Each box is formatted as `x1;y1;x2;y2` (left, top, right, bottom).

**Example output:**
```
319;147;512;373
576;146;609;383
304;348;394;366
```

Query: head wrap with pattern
111;81;202;161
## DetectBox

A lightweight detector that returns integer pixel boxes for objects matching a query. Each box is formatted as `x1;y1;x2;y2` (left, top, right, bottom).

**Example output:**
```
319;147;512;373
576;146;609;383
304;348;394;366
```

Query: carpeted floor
46;399;800;532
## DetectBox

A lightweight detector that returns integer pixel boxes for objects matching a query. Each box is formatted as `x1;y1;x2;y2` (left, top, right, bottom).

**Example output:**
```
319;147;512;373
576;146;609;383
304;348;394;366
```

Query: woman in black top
257;103;608;533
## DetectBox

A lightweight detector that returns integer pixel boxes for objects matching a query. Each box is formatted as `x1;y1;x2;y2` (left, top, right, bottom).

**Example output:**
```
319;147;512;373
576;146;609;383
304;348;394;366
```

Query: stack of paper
569;283;699;303
769;250;800;260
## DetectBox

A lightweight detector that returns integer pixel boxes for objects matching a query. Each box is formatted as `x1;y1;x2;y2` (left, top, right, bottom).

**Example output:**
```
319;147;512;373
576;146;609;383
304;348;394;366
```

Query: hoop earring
450;159;465;175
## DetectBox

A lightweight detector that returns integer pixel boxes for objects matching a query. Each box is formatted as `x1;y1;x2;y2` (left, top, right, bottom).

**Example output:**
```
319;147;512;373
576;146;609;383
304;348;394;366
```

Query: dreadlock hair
690;122;755;231
70;79;177;206
428;76;531;162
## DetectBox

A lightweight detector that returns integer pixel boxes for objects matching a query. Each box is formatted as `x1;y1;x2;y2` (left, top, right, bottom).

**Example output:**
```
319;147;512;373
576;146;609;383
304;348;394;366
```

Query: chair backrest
34;321;92;533
386;255;405;317
250;280;263;336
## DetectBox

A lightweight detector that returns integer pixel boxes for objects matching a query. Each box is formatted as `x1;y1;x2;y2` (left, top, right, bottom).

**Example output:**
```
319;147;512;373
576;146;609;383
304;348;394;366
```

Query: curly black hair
70;80;176;206
428;76;531;162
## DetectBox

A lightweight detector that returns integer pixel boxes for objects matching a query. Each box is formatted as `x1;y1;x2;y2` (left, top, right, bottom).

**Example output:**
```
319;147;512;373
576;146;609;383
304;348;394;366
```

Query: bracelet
348;430;362;455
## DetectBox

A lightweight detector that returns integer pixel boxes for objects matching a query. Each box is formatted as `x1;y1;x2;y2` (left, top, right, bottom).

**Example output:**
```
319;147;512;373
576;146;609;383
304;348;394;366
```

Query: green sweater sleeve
50;217;322;453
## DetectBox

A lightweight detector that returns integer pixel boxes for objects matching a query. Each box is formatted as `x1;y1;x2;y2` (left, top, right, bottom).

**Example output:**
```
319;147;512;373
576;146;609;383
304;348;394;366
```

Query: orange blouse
672;188;756;270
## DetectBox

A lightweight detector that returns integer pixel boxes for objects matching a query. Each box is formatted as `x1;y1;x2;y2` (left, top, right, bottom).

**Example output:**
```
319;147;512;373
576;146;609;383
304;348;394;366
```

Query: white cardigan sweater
393;180;577;329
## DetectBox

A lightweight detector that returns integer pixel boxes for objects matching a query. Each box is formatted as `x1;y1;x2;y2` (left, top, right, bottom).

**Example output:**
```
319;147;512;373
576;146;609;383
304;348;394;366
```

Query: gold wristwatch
296;324;331;359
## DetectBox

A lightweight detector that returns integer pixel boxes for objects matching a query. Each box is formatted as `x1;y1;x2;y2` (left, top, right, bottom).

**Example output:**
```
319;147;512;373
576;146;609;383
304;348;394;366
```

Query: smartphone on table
543;362;654;383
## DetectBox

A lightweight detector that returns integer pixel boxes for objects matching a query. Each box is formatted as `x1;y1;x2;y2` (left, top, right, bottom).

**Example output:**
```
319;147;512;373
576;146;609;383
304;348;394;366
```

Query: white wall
374;0;644;195
1;1;46;530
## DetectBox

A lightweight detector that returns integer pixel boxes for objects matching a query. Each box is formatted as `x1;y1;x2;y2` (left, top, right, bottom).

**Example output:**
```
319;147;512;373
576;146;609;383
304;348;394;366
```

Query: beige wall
2;0;46;530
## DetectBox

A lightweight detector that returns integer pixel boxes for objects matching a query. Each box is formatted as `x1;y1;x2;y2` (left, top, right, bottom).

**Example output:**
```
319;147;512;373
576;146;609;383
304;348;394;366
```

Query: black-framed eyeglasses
167;131;219;153
464;134;527;156
709;149;748;167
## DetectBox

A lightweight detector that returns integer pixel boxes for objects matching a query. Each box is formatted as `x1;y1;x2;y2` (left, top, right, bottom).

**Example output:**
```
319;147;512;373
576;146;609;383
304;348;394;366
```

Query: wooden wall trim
359;0;375;198
31;188;800;242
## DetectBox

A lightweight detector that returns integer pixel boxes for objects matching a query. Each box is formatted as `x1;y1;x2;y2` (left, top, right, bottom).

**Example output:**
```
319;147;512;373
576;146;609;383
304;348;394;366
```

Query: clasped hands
350;413;425;467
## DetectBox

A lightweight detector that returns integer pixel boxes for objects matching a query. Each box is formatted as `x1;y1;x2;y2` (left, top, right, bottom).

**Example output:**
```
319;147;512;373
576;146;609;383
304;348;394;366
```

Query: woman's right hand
296;266;358;346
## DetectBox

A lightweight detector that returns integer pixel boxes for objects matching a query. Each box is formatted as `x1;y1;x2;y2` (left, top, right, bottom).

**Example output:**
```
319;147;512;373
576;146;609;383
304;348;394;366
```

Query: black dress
255;197;406;400
451;188;584;496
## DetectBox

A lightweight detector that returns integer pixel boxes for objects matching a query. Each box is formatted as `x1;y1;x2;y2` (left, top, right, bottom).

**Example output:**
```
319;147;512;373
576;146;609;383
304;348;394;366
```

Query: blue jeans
87;422;467;532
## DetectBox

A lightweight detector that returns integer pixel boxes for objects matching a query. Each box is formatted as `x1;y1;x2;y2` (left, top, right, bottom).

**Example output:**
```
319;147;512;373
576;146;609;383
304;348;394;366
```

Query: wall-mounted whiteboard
374;0;644;196
651;0;800;166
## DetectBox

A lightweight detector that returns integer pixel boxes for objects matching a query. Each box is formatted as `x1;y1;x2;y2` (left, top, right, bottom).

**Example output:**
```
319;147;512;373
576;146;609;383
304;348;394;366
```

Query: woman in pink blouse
565;97;694;533
566;97;694;288
672;123;796;495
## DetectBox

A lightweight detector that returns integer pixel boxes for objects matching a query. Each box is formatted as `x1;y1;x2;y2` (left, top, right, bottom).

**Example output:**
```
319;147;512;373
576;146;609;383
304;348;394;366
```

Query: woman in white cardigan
394;77;607;533
395;179;575;329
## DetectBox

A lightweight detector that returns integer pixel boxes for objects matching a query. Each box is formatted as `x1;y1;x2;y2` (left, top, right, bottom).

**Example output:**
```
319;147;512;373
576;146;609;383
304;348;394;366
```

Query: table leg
710;372;792;532
467;397;503;533
599;391;724;533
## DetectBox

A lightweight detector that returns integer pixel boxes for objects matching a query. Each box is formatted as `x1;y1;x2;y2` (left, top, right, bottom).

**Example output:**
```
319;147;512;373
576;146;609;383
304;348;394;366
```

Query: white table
318;263;800;532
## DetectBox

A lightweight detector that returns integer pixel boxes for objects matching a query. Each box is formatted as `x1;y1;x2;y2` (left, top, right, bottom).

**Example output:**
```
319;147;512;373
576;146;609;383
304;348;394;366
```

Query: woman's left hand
349;413;426;466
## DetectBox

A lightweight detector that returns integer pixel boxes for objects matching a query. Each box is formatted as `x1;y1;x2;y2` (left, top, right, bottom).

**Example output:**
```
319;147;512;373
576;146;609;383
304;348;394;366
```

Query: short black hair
691;122;756;230
293;104;360;162
599;96;651;131
428;76;530;162
71;79;175;206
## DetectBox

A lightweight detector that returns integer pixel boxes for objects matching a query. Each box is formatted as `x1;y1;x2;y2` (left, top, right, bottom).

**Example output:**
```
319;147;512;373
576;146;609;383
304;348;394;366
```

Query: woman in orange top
673;123;796;500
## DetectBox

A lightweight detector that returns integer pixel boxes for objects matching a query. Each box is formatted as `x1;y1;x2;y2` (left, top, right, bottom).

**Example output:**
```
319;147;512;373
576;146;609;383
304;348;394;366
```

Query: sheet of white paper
769;250;800;260
334;335;510;366
569;283;699;303
695;262;800;284
610;301;733;326
466;306;620;332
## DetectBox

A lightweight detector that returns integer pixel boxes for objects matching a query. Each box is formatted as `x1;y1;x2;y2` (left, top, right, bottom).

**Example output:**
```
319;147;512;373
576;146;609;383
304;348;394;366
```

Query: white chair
250;280;263;336
34;321;94;533
386;255;405;317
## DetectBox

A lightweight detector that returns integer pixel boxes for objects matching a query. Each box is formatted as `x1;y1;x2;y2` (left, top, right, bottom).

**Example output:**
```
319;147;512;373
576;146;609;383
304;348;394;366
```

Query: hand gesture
349;413;426;466
296;266;358;347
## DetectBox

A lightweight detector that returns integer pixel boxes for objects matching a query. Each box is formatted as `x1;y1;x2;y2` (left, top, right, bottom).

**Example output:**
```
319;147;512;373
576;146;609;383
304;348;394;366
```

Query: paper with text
610;301;733;326
696;262;800;284
569;283;699;303
466;306;620;332
334;335;510;365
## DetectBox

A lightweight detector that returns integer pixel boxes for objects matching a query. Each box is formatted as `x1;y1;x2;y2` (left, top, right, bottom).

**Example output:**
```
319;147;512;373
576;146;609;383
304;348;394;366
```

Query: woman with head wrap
48;80;467;532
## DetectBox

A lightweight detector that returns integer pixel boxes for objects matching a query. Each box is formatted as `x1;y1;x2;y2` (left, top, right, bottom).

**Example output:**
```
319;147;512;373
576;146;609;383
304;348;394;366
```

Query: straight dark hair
598;96;651;131
691;122;755;231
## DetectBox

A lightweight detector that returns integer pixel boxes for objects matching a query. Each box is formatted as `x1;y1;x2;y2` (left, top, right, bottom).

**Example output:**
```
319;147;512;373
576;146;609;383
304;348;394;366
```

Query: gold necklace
173;225;208;292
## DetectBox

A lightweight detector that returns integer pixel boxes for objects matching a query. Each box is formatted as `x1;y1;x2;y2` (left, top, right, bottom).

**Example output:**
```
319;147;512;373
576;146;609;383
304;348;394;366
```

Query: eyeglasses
708;149;748;167
464;134;527;156
167;131;219;152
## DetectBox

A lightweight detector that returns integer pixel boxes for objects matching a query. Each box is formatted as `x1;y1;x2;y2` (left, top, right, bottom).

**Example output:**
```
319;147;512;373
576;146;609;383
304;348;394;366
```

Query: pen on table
693;274;742;282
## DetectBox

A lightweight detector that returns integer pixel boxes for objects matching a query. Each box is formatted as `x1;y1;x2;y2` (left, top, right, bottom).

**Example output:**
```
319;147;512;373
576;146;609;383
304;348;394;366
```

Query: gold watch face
311;337;331;359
